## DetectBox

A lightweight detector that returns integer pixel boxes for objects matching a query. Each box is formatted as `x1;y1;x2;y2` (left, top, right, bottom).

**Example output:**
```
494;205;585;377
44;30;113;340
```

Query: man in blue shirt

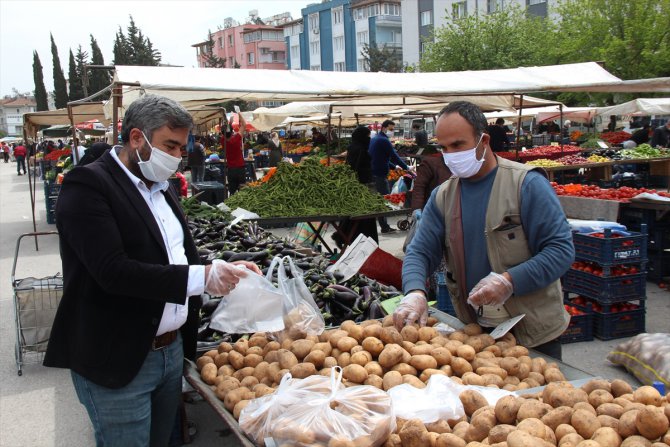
394;101;574;360
368;120;412;233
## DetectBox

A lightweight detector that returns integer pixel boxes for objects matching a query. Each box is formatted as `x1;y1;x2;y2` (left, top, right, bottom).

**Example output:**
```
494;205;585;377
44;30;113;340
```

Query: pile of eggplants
187;215;403;349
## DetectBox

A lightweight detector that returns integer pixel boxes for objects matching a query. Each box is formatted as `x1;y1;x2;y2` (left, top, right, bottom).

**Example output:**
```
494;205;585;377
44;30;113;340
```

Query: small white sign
597;140;609;149
489;314;526;339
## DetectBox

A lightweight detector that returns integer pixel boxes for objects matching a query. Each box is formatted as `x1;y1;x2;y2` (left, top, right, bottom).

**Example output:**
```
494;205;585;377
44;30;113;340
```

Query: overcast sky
0;0;307;98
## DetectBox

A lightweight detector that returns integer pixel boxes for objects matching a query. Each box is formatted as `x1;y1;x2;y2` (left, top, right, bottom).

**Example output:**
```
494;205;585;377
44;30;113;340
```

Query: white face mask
442;134;486;178
136;131;181;183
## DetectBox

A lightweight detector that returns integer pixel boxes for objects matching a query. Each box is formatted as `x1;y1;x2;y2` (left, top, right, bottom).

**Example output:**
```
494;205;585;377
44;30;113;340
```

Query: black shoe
381;227;397;234
17;173;21;176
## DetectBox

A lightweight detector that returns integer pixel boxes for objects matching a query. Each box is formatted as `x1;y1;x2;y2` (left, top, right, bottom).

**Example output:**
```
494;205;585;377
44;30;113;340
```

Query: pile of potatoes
386;379;670;447
197;316;574;423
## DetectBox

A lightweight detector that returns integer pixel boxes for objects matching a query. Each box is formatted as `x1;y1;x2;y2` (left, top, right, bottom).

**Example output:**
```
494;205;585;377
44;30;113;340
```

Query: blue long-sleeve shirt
403;168;574;297
368;132;408;177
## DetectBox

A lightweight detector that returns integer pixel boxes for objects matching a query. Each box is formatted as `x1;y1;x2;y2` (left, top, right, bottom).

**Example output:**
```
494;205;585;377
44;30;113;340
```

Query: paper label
489;314;526;339
550;142;559;146
597;140;609;149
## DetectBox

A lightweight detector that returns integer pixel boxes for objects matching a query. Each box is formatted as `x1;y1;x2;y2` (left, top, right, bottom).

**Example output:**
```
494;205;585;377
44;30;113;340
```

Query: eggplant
228;251;269;262
368;300;385;319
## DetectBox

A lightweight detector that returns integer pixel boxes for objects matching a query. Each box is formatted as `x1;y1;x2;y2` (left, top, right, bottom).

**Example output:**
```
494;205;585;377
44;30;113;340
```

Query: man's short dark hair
412;123;422;130
121;94;193;143
438;101;487;137
495;118;505;125
382;120;395;128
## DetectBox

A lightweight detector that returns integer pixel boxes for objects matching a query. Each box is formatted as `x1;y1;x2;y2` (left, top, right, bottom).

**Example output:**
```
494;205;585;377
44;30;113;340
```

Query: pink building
193;23;287;70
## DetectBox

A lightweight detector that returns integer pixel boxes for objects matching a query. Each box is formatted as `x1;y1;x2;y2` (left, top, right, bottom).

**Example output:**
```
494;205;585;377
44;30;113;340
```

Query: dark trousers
373;175;391;230
16;156;26;174
227;167;246;195
2;152;8;162
532;338;562;361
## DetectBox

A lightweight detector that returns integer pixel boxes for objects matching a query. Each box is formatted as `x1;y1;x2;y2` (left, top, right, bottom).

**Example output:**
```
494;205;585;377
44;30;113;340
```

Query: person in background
410;151;451;222
368;119;412;234
412;123;428;148
57;139;64;149
0;142;7;163
13;141;27;175
222;113;247;194
78;142;111;166
486;118;510;152
650;121;670;148
394;101;574;360
561;120;572;144
74;140;87;165
267;132;283;167
631;124;651;146
187;135;206;183
607;115;617;132
311;127;327;146
44;94;262;447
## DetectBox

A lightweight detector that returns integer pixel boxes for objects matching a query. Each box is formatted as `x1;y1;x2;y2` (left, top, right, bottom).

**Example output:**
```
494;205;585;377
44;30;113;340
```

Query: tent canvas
597;98;670;117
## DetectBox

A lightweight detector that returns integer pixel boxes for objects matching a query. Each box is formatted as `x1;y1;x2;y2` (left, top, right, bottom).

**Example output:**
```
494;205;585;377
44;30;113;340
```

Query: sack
607;333;670;387
391;177;407;194
270;256;325;340
240;367;395;447
209;267;285;334
289;221;330;246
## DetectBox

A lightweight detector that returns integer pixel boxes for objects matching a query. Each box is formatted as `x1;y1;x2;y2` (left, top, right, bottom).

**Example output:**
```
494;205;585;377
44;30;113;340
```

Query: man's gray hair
121;94;193;143
438;101;487;138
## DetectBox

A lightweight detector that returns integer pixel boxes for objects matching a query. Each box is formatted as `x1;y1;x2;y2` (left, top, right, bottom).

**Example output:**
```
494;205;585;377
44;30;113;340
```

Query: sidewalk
0;160;667;446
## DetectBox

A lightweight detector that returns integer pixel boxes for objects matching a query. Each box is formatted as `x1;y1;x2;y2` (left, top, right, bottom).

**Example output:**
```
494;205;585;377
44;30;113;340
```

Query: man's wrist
406;289;426;298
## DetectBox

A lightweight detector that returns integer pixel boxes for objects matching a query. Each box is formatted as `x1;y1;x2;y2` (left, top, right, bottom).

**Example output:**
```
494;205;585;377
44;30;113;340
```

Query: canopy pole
337;115;342;154
516;95;524;162
326;105;333;166
68;105;80;165
24;126;39;250
355;113;359;126
111;84;121;144
559;104;564;156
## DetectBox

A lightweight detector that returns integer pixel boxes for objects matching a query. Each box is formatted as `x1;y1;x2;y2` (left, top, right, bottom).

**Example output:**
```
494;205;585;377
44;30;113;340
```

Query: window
334;35;345;51
228;34;233;47
334;62;346;71
309;13;319;30
247;52;255;65
487;0;498;13
332;7;343;24
291;45;299;58
357;31;368;45
452;1;467;19
310;41;320;55
357;58;368;72
310;65;321;71
527;0;546;4
420;10;432;26
218;37;223;48
420;41;429;54
368;4;380;17
384;3;400;15
354;7;367;21
391;30;402;43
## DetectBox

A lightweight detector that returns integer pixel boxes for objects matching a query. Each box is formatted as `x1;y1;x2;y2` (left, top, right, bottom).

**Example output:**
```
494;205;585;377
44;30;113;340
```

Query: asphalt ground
0;161;667;446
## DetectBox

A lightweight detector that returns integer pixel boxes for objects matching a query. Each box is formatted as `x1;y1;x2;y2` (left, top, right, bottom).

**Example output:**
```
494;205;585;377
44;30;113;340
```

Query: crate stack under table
44;180;60;224
561;226;648;342
619;207;670;282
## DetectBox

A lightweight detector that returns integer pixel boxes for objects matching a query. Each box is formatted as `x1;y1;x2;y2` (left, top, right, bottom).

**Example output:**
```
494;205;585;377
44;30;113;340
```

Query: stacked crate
561;226;647;341
619;207;670;282
44;180;60;225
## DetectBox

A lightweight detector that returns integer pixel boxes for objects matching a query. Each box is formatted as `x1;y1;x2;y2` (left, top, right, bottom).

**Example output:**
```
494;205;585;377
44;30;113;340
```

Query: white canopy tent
597;98;670;117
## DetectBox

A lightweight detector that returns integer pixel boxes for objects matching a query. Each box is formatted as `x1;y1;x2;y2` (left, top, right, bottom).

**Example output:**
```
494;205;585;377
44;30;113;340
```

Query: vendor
623;124;651;148
412;123;428;148
267;132;283;167
650;121;670;148
393;101;574;360
222;113;247;194
486;118;510;152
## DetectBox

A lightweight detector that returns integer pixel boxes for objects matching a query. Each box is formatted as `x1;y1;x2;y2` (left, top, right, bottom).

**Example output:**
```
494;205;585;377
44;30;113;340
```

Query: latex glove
205;260;258;296
467;272;514;307
393;292;428;331
412;209;422;221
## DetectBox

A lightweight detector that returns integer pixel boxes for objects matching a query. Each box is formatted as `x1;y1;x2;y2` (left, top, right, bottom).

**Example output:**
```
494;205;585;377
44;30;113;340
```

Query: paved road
0;160;667;446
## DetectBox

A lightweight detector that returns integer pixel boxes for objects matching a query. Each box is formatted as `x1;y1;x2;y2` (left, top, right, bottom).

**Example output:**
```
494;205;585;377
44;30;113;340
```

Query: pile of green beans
225;158;389;217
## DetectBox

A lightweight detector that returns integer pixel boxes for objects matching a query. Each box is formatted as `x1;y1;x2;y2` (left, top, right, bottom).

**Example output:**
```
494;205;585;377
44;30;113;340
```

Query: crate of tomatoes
560;296;593;344
563;261;646;301
572;226;647;265
592;300;645;340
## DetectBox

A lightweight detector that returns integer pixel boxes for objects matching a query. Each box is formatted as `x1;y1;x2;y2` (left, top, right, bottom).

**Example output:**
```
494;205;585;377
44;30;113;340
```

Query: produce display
600;131;632;145
498;146;582;162
384;193;407;206
620;144;669;160
587;154;610;163
43;148;71;161
225;158;389;218
527;159;564;167
551;183;670;202
555;155;590;165
571;262;641;277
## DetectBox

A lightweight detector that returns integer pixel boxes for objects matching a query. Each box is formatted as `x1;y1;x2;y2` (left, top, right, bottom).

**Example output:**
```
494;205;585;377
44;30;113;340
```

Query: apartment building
402;0;558;66
0;96;36;137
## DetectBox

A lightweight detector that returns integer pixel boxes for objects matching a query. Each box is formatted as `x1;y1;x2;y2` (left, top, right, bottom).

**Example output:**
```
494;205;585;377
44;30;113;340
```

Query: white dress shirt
111;147;205;336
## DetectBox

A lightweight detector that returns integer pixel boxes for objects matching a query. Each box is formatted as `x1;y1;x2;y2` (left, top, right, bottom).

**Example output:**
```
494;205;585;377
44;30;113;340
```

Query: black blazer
44;151;202;389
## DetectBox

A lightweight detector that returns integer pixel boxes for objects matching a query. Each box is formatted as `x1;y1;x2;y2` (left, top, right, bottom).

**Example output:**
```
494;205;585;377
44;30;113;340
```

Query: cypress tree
50;33;68;108
32;51;49;111
90;35;111;95
68;49;84;101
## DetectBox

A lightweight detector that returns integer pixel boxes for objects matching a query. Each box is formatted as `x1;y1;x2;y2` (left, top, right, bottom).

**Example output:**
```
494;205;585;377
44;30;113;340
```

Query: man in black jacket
486;118;510;152
44;94;260;447
651;121;670;148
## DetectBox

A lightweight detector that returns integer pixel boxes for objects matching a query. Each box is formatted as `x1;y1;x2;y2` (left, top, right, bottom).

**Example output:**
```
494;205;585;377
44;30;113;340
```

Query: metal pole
24;126;39;250
112;84;121;143
326;105;333;166
559;104;564;156
516;95;524;162
68;105;80;164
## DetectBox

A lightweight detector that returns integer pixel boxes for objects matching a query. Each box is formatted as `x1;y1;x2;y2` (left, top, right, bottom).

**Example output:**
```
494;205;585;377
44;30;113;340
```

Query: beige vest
435;157;569;347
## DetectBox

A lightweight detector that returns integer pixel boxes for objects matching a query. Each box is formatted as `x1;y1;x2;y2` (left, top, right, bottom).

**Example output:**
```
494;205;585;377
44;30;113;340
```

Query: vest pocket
490;214;531;268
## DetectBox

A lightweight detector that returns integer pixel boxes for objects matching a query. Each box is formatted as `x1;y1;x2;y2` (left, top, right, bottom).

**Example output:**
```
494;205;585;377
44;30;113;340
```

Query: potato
288;339;314;360
303;350;326;369
551;387;590;408
361;337;384;357
451;420;470;438
360;361;382;377
362;373;382;390
289;362;316;379
342;364;368;383
542;406;574;431
429;347;452;367
240;376;259;389
488;424;516;443
217;341;233;353
338;352;351;367
460;389;489;417
455;344;476;362
196;355;214;371
559;433;584;446
399;419;431;447
462;372;486;386
362;323;383;339
530;357;547;374
502;346;529;358
620;436;652;447
590;427;621;447
418;326;438;342
596;402;624;419
582;379;611;395
323;356;338;369
244;353;264;369
379;344;405;368
223;386;252;411
213;352;229;368
201;362;218;385
403;374;426;389
444;339;464;354
507;430;552;447
224;349;243;370
571;408;601;439
574;441;601;447
425;419;452;434
495;395;522;424
328;329;350;348
544;367;566;383
276;349;298;370
383;433;402;447
410;344;435;356
517;400;551;421
233;339;248;355
380;327;404;345
409;354;438;371
246;346;263;357
634;386;663;406
451;357;474;377
618;409;640;438
382;315;394;327
233;367;255;381
419;368;445;383
465;408;497;442
596;415;619;431
382;370;403;390
462;323;483;336
610;379;633;398
555;423;577;441
400;325;420;343
574;402;597;416
517;417;547;439
335;336;358;353
636;405;669;440
391;363;418;376
587;389;614;409
449;331;469;343
435;433;466;447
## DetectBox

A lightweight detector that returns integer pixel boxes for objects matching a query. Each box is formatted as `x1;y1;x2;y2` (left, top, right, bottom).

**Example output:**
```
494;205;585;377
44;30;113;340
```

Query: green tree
75;45;89;96
119;16;161;66
50;33;68;108
419;6;553;73
361;43;403;72
89;35;111;95
113;27;130;65
32;51;49;111
202;30;226;68
68;48;85;101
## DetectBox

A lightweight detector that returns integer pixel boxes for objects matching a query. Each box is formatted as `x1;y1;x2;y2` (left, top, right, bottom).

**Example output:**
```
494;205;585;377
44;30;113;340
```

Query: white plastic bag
270;256;325;340
391;177;407;194
269;367;395;446
388;374;514;423
209;267;285;334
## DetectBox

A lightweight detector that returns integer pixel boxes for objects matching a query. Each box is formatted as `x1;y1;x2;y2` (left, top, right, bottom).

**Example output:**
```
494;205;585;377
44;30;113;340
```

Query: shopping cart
10;232;62;376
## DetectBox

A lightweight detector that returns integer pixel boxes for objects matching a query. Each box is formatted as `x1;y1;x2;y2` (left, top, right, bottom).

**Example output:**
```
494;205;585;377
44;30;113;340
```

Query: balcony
375;15;402;26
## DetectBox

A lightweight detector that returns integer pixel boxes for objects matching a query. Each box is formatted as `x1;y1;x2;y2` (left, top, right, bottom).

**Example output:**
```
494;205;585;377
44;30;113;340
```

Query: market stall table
253;208;410;254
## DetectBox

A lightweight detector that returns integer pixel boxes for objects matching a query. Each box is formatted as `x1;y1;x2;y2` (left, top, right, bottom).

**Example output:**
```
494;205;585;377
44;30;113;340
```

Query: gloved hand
205;260;260;296
393;291;428;331
467;272;514;307
412;209;422;221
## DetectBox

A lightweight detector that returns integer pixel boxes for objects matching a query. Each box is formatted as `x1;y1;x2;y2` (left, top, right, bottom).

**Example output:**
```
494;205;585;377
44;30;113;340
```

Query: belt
152;330;178;350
